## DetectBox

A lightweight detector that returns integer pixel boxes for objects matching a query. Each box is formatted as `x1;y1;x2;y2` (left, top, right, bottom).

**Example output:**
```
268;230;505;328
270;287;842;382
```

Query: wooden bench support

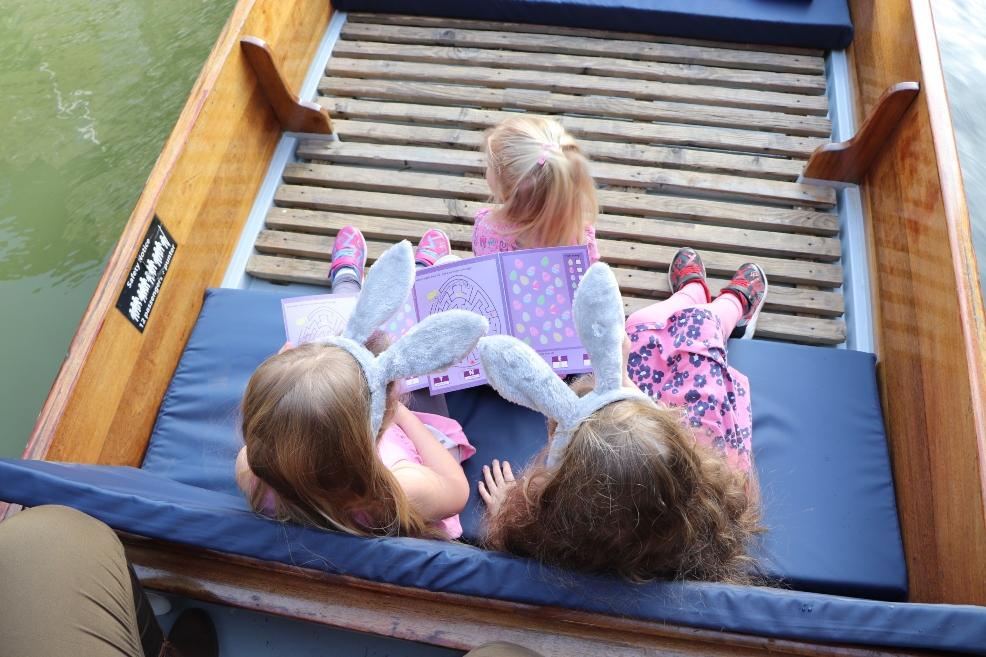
241;36;332;134
802;82;920;185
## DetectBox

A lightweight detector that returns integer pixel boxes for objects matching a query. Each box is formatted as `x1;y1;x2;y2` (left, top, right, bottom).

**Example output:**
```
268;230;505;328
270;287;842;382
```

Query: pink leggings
626;282;743;336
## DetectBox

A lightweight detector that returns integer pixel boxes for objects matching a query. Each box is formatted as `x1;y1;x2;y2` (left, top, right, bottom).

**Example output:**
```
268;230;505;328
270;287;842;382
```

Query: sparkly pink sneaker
329;225;367;281
415;228;451;267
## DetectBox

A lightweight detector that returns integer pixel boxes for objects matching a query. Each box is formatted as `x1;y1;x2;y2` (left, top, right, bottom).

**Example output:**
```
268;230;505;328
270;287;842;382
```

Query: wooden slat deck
247;14;847;345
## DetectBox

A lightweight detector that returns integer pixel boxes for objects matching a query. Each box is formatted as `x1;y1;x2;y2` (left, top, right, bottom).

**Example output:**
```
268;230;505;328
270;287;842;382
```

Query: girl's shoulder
472;208;518;255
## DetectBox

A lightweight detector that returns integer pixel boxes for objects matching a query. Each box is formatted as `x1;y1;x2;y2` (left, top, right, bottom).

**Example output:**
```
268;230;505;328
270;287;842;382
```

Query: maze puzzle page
412;255;506;393
281;294;360;345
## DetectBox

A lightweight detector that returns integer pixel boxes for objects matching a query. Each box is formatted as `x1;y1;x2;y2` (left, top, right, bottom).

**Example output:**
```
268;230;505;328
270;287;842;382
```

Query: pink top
472;207;601;263
250;411;474;539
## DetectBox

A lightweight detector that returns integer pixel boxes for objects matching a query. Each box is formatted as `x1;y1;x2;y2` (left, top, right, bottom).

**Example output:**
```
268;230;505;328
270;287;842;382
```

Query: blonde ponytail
484;117;598;249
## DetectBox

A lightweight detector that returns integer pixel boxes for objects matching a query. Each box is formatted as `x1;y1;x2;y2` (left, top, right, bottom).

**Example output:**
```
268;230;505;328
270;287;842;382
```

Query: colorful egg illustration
546;286;555;296
512;300;522;310
541;256;550;267
554;277;563;288
535;307;545;318
537;295;546;305
549;304;558;315
552;263;561;274
427;290;438;301
527;266;536;277
540;335;549;345
562;311;571;320
509;270;518;281
520;275;529;285
555;318;563;329
522;311;531;322
515;259;524;269
523;336;532;345
553;332;563;343
532;281;540;290
556;293;566;304
542;272;551;282
543;321;552;331
512;283;521;294
530;327;540;337
564;327;575;338
523;293;532;303
516;323;525;334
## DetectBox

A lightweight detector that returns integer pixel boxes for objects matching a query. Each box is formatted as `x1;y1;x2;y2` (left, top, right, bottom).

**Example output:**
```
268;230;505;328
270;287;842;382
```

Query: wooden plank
126;535;921;657
331;39;827;96
345;13;827;62
28;0;333;465
326;52;827;116
260;211;844;317
271;199;842;287
297;140;836;208
322;97;824;158
849;0;986;605
319;76;832;138
247;253;844;345
321;121;805;181
279;164;840;236
340;21;825;76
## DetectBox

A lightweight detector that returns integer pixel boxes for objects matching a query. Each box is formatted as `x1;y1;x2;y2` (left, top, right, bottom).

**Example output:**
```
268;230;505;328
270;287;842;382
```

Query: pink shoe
415;228;451;267
329;225;367;281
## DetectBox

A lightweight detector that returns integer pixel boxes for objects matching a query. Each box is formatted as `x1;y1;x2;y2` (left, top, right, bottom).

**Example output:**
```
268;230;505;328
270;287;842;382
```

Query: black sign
116;216;177;332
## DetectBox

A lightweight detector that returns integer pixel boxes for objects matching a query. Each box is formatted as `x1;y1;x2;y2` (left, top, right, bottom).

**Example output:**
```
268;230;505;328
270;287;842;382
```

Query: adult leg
0;505;155;657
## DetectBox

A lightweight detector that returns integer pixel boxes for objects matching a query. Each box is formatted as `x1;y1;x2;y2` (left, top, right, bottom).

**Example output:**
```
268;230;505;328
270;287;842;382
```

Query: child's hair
241;340;445;539
485;379;761;583
483;116;597;249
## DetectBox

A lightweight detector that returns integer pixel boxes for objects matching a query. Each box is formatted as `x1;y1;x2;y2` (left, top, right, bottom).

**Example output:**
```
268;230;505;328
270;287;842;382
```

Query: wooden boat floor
247;13;846;345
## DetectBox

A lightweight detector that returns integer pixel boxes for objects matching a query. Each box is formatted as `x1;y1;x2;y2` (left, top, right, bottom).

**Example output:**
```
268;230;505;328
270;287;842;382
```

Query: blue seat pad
141;288;905;600
0;459;984;654
332;0;853;50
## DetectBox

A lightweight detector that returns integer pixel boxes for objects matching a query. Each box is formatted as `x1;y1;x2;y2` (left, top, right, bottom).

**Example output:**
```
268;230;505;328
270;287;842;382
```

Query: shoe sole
738;265;769;340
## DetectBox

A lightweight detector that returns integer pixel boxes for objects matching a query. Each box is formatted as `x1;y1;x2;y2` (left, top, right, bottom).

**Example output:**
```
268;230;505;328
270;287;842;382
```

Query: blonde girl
235;241;488;539
476;254;766;582
475;116;600;262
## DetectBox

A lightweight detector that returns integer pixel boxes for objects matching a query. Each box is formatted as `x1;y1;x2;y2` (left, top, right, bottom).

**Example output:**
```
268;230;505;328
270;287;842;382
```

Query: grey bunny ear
343;241;414;344
376;310;489;383
478;335;579;423
574;263;626;393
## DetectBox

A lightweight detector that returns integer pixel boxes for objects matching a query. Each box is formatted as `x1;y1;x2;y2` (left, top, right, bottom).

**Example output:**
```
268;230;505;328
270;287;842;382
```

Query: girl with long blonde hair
475;116;600;262
235;240;488;539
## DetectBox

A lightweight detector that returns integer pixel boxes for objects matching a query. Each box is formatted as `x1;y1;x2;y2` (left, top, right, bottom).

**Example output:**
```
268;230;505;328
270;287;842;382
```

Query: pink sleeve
472;208;516;257
412;411;476;461
584;224;601;264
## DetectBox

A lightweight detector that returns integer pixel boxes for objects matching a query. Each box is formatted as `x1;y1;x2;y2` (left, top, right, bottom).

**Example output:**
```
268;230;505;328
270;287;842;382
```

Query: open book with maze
282;245;592;394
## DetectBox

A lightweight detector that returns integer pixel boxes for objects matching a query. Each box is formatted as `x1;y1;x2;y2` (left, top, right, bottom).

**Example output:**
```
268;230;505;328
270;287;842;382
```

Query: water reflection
0;1;235;456
932;0;986;290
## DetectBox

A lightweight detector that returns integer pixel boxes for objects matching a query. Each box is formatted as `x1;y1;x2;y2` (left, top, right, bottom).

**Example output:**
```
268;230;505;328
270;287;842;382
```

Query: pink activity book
281;245;592;394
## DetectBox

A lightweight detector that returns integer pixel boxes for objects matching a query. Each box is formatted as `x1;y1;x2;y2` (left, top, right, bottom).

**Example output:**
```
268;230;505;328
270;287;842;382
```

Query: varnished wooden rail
241;36;333;134
802;81;920;184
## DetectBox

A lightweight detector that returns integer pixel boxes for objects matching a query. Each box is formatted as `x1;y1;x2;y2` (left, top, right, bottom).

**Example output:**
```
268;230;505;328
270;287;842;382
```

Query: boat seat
7;287;986;653
331;1;854;50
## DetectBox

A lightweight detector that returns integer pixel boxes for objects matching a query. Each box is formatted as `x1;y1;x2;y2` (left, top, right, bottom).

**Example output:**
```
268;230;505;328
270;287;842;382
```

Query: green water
0;1;236;457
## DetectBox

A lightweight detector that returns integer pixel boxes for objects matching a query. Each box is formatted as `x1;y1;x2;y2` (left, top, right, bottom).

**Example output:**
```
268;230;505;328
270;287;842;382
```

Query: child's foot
478;459;516;516
668;247;712;302
329;225;367;286
415;228;452;268
720;263;768;340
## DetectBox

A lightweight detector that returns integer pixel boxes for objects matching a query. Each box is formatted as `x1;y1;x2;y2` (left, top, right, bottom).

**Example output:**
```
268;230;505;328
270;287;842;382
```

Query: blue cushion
1;459;985;654
140;288;906;600
332;0;853;50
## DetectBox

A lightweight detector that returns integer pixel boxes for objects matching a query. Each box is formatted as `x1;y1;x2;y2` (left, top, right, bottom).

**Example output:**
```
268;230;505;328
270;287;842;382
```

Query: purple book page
411;255;507;394
280;293;427;392
499;246;591;375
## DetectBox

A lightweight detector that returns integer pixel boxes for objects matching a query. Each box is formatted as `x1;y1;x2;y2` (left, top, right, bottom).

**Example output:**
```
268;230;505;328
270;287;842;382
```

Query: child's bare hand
479;459;516;515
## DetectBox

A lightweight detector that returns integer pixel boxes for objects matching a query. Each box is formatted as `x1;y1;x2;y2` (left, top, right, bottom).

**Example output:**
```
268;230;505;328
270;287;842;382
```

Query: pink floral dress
471;208;601;263
625;308;754;474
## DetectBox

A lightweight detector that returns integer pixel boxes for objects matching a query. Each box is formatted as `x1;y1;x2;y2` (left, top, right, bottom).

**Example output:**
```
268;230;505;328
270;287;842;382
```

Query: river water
0;4;983;458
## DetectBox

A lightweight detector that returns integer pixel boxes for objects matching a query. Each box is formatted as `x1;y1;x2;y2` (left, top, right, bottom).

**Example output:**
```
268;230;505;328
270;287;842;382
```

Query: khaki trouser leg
0;505;146;657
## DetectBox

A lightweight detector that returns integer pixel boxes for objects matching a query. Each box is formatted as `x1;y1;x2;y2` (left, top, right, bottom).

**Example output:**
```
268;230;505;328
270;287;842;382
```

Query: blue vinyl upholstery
4;288;982;652
332;0;853;50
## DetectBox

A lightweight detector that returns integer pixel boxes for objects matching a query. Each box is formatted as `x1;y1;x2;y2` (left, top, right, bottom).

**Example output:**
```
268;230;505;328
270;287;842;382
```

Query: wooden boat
3;0;986;654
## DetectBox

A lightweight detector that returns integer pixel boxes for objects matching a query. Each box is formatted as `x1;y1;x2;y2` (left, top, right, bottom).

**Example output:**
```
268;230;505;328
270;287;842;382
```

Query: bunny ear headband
478;262;653;467
323;241;489;435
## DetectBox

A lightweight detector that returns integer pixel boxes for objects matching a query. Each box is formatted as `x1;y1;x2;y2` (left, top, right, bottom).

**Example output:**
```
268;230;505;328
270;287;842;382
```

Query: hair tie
537;142;561;167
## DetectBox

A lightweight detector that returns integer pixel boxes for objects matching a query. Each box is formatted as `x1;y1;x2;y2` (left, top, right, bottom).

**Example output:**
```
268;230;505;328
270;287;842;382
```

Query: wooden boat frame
4;0;986;654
